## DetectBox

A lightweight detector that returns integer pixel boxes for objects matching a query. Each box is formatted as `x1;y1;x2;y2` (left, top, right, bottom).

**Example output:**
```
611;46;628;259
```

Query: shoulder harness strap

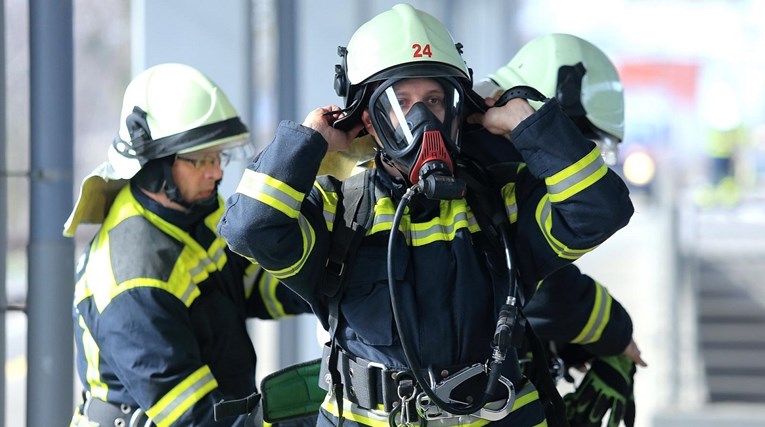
321;169;376;426
459;158;569;426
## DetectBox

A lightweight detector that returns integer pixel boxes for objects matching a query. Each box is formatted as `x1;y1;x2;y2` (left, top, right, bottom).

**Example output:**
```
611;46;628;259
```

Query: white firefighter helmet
478;33;624;143
63;63;252;236
331;3;472;131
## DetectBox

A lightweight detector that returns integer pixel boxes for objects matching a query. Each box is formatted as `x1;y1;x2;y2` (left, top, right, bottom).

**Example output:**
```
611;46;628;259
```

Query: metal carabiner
389;372;424;427
474;374;515;421
415;363;516;422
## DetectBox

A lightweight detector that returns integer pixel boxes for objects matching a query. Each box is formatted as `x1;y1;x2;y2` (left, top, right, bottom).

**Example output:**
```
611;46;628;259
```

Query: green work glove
563;355;636;427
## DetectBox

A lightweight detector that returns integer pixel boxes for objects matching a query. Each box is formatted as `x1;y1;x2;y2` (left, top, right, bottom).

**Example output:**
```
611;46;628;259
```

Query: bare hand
466;97;536;136
623;338;648;367
302;106;364;152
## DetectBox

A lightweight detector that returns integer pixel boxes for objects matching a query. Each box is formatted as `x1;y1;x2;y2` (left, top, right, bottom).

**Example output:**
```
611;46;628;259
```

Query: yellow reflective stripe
536;195;594;260
258;271;289;318
87;219;207;312
545;148;607;203
320;395;492;427
320;380;542;427
204;205;230;271
368;197;397;235
315;182;339;232
408;201;472;246
243;262;260;299
367;198;477;245
79;316;108;400
265;213;316;279
512;381;540;411
572;281;613;344
146;366;218;427
236;169;304;219
74;274;92;306
501;182;519;223
93;274;200;312
321;394;388;427
207;237;228;270
184;254;215;284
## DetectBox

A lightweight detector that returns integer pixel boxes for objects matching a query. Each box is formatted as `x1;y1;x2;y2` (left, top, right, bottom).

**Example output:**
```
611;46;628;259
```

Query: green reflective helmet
108;63;252;180
478;33;624;147
332;3;473;131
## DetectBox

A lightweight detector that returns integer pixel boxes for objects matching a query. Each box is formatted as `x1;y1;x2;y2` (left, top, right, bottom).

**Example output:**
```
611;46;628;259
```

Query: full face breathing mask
368;77;465;193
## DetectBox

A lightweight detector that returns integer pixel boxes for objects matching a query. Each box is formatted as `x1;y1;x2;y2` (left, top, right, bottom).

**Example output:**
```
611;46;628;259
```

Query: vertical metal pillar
0;0;7;425
276;0;297;122
27;0;75;425
275;0;303;368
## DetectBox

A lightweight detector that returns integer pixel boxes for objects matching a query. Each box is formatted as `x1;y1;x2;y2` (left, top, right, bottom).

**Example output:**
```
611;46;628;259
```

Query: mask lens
369;77;464;157
373;85;416;152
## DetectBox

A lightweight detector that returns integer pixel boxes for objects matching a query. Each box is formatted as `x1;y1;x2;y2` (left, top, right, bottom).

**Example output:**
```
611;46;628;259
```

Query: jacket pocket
340;244;407;347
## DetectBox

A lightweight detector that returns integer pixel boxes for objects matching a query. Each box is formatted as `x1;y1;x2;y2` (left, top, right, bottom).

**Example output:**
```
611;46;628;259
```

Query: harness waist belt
82;395;154;427
318;345;513;413
319;345;399;412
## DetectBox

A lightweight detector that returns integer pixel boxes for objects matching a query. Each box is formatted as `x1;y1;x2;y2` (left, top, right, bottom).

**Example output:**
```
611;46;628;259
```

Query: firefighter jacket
72;183;310;427
219;99;634;426
460;127;634;358
524;263;633;356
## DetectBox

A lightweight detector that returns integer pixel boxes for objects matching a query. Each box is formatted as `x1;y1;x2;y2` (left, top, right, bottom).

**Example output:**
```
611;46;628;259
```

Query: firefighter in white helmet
317;32;647;426
220;4;634;427
465;34;644;427
474;32;624;166
66;63;310;427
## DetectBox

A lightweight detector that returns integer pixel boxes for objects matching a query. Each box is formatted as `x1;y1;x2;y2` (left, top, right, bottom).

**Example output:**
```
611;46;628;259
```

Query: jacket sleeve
91;288;251;427
219;120;333;309
507;98;634;282
523;264;633;356
242;262;313;318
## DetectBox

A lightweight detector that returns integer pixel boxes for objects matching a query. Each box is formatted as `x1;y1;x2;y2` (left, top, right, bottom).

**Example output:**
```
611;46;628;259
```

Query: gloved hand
563;355;636;427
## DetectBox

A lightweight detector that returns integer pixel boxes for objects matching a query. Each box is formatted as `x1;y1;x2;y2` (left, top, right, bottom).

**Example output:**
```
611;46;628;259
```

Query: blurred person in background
64;63;310;427
696;125;747;207
472;33;647;427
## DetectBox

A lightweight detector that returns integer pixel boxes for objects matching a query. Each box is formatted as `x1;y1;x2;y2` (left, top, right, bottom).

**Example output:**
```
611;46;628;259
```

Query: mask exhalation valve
414;130;465;200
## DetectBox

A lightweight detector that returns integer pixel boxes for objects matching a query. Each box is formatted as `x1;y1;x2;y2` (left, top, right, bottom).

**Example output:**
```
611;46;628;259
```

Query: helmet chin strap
159;159;219;211
164;177;220;211
134;156;218;211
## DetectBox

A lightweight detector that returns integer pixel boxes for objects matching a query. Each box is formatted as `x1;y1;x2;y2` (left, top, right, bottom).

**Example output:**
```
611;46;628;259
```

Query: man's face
388;78;447;124
171;149;225;203
365;77;449;147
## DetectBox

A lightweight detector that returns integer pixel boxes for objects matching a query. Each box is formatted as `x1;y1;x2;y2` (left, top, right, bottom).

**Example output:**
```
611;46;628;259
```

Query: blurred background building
3;0;765;425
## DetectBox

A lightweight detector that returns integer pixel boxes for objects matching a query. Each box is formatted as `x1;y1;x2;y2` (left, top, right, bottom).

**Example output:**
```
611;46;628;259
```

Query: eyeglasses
175;152;231;169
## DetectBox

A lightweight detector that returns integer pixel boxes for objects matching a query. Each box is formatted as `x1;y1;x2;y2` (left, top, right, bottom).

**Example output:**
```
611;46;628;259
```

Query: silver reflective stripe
257;181;302;215
323;207;335;230
236;170;303;218
151;370;216;426
409;210;470;243
546;154;605;198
